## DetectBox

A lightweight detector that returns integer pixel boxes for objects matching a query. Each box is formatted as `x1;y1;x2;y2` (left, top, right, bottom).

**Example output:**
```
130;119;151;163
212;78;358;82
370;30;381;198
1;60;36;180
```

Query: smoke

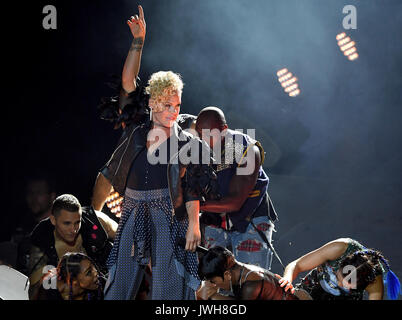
119;1;402;283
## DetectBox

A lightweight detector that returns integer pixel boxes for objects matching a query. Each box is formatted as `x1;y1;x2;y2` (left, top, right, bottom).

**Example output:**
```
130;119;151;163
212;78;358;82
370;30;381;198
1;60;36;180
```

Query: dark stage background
1;0;402;298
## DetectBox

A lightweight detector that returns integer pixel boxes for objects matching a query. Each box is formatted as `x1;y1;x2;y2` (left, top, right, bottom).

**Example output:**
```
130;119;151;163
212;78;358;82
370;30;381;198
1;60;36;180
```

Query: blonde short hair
145;71;184;112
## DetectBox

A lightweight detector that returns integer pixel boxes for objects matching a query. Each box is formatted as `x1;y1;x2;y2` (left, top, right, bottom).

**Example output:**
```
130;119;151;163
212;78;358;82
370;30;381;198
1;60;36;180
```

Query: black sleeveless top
126;137;172;190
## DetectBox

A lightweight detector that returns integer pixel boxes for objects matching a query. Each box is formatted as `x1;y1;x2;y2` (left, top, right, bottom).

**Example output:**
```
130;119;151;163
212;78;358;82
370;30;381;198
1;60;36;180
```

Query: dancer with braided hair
36;252;105;300
276;238;401;300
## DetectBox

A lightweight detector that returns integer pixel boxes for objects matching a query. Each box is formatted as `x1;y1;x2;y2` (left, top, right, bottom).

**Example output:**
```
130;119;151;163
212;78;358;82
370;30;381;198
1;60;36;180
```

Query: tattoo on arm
130;38;144;52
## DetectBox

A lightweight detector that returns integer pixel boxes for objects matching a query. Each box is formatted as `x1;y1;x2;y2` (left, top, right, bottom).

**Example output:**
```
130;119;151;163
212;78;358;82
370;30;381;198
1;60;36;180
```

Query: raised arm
121;5;146;94
91;7;146;210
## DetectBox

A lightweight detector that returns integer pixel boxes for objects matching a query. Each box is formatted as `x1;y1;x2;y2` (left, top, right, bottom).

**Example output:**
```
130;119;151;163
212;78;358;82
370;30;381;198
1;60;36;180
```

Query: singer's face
151;93;181;128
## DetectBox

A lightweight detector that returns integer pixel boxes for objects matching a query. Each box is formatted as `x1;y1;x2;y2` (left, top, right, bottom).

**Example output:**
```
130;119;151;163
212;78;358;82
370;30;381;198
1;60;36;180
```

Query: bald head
196;106;227;131
195;106;228;149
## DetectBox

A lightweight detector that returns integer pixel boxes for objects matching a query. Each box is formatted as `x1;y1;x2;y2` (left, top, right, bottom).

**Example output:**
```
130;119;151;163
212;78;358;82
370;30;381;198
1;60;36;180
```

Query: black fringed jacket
100;121;214;221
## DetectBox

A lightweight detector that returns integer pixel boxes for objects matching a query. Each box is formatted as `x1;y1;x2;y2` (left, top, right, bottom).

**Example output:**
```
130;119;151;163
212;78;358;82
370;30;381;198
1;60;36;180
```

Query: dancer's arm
196;281;219;300
200;145;261;213
366;275;384;300
91;7;146;210
91;172;113;211
121;5;146;94
27;246;47;299
277;239;349;293
96;210;118;240
185;200;202;252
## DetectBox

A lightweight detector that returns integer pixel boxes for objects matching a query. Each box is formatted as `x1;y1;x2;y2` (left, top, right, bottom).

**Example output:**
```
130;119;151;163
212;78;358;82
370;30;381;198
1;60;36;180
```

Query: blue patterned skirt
104;188;200;300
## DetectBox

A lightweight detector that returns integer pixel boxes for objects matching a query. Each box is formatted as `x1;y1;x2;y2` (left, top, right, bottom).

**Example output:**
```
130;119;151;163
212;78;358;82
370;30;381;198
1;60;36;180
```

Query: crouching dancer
198;246;310;300
276;238;401;300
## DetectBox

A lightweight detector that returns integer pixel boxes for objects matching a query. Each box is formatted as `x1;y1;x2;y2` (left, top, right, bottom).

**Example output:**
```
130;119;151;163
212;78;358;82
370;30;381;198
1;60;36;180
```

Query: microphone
176;238;209;254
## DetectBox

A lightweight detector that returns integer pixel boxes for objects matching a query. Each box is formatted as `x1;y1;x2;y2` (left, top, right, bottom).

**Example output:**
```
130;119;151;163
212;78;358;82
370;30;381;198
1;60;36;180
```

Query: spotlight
336;32;359;61
277;68;300;97
106;187;123;217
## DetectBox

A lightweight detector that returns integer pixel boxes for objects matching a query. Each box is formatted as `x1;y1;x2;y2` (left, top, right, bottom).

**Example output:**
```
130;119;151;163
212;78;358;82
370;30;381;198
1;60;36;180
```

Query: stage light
289;89;300;97
348;52;359;61
106;187;123;217
336;32;359;61
277;68;300;97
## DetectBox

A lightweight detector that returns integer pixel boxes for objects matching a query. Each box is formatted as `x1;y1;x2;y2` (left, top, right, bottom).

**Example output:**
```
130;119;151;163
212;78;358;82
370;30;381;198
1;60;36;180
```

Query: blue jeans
203;215;275;270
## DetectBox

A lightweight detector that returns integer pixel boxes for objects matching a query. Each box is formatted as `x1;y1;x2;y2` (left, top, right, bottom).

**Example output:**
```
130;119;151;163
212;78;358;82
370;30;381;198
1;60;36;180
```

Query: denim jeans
203;215;275;270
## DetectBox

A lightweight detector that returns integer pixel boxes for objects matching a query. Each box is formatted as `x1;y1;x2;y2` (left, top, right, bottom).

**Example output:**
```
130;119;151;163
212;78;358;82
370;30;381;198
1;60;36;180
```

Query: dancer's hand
185;223;201;252
127;5;146;40
275;274;296;294
196;281;219;300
